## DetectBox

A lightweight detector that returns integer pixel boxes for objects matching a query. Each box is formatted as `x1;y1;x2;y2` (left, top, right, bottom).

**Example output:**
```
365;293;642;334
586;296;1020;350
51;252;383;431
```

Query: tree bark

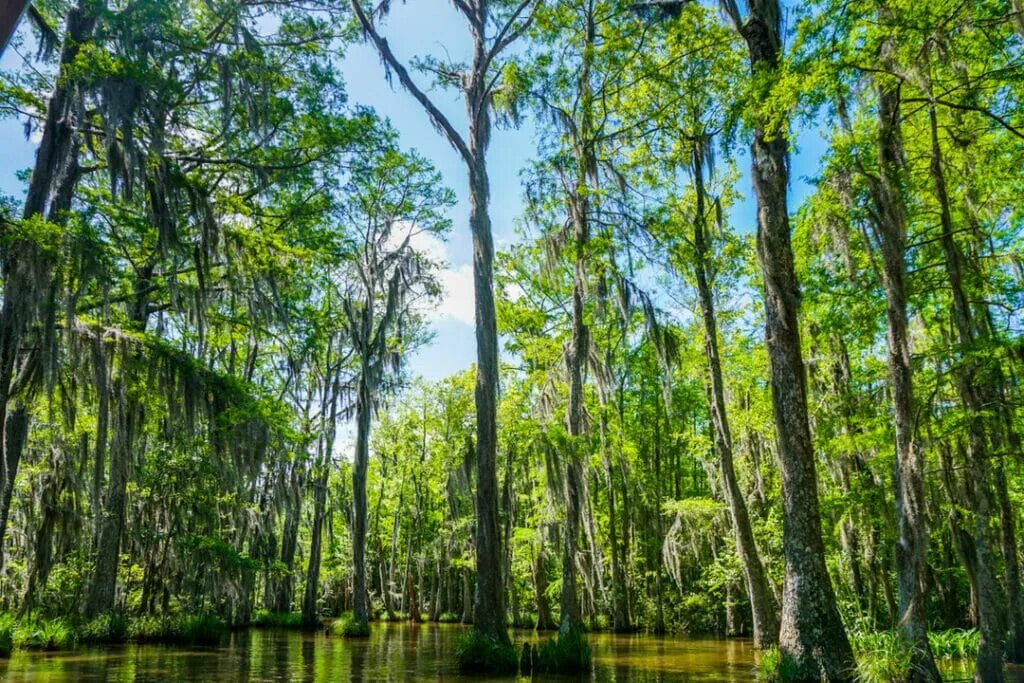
736;4;856;677
866;79;940;681
928;103;1005;683
691;144;779;649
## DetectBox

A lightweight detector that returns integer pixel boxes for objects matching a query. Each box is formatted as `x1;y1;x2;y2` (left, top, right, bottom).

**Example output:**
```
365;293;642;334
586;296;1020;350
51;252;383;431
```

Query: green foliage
437;612;461;623
330;614;370;638
673;593;721;635
453;629;518;674
14;617;76;651
176;614;228;646
520;627;591;675
848;632;913;683
252;611;304;629
928;629;979;660
756;646;811;682
79;614;127;644
124;613;225;645
0;614;13;658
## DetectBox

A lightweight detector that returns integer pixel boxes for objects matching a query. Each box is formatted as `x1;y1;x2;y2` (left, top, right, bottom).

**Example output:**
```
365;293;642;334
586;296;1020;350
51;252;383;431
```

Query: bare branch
349;0;472;165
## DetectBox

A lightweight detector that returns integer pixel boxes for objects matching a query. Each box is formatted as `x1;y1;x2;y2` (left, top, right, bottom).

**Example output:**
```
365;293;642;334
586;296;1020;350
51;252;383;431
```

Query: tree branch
349;0;472;165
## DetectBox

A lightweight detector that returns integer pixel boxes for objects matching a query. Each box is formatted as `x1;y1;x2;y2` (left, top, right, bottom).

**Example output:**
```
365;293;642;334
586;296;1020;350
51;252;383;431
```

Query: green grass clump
127;615;176;643
454;629;518;674
252;610;304;629
928;628;979;660
176;613;227;645
329;614;370;637
849;631;913;683
754;646;805;682
14;617;76;651
520;626;591;675
126;613;226;645
437;612;460;623
0;614;14;657
79;614;127;643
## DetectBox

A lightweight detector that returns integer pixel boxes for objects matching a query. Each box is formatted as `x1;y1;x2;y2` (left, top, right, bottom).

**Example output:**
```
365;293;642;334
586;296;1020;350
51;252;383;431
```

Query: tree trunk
302;447;329;626
928;103;1005;683
0;1;96;558
691;143;779;649
738;5;855;677
85;377;139;617
351;375;372;627
0;406;28;569
467;102;506;642
867;79;939;681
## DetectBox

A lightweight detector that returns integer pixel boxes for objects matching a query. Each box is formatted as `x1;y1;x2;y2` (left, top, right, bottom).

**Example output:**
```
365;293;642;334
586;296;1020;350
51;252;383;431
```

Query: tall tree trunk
928;103;1005;683
0;406;28;568
351;372;372;628
301;459;327;625
867;79;940;681
85;376;139;617
736;4;855;677
467;102;506;644
0;0;97;558
691;145;778;649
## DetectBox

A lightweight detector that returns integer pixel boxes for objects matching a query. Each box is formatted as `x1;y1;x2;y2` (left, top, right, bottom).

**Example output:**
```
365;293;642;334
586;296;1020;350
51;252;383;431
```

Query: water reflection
0;623;1019;682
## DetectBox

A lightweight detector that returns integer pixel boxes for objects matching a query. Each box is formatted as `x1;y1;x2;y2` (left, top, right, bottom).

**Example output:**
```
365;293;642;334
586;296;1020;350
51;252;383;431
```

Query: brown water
0;623;1016;682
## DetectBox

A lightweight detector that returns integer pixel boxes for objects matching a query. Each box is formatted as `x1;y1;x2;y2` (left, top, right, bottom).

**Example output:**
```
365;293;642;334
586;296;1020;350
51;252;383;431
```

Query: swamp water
0;623;1016;681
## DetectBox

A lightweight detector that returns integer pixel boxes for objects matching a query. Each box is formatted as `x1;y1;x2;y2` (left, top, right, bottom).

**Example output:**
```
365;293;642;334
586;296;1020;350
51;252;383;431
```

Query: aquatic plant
928;628;979;660
520;626;591;675
14;617;77;650
0;614;14;657
454;629;518;674
330;614;370;637
79;613;128;643
177;613;228;645
252;610;304;629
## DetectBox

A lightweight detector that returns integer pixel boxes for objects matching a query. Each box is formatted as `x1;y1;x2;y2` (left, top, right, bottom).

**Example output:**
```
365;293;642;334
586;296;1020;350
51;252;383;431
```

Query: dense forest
0;0;1022;681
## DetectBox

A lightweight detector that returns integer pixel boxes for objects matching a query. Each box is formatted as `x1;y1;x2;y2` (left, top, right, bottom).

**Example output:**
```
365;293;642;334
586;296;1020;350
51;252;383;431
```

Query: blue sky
0;5;828;383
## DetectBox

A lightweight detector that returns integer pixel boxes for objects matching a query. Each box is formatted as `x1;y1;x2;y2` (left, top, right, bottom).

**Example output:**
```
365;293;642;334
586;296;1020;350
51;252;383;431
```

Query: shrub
437;612;460;623
849;631;913;683
454;629;518;674
127;615;176;643
79;614;128;644
755;646;803;682
14;617;76;651
0;614;14;658
329;614;370;637
177;613;227;645
252;610;304;629
520;626;591;675
125;613;226;645
928;628;979;660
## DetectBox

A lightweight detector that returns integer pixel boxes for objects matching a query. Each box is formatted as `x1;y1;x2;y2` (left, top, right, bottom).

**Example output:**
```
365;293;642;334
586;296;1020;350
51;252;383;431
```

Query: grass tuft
252;610;304;629
454;628;518;674
14;617;76;651
520;626;591;675
79;614;127;643
329;613;370;637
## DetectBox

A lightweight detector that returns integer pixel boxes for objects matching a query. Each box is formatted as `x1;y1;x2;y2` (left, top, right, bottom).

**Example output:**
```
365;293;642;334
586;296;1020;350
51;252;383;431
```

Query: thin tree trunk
867;78;940;681
351;373;372;627
691;144;779;649
928;103;1005;683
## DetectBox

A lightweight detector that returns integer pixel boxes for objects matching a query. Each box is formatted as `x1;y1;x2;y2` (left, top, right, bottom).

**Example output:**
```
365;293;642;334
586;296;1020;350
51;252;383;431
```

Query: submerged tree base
520;626;592;675
453;629;518;674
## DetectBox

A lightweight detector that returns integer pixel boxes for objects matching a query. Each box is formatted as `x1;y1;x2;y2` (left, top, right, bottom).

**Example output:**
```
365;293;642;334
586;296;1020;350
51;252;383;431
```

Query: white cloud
433;264;476;326
401;227;476;328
